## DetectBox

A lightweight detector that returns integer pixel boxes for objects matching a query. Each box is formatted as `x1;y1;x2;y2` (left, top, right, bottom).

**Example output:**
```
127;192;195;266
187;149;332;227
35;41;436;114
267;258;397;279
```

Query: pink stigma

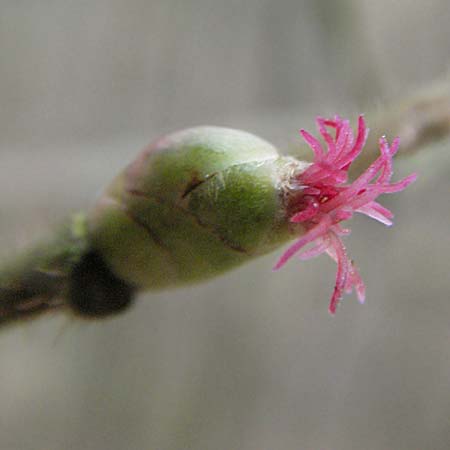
274;115;417;314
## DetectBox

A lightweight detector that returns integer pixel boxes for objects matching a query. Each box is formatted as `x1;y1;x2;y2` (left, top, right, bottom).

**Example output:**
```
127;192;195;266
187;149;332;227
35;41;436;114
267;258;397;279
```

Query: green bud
88;127;306;290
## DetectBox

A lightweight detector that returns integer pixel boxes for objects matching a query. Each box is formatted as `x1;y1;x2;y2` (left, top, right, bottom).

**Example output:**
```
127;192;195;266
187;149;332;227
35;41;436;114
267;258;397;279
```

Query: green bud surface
88;127;305;290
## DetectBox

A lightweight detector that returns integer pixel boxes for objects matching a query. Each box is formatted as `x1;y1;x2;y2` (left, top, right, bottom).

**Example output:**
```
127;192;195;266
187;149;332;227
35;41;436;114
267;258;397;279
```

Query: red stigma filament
274;115;417;314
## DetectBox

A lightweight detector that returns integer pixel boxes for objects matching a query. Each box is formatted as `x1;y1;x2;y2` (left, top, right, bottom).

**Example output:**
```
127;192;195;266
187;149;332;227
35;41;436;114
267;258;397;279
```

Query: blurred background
1;1;450;449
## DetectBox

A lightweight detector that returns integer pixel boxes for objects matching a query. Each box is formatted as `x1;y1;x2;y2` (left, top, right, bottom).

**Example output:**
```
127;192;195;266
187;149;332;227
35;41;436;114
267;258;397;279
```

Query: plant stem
354;80;450;175
0;214;89;327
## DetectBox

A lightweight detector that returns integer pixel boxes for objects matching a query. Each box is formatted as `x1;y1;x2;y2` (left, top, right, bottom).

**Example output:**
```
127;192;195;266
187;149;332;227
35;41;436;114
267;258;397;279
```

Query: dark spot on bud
182;174;205;198
181;172;218;198
68;250;135;318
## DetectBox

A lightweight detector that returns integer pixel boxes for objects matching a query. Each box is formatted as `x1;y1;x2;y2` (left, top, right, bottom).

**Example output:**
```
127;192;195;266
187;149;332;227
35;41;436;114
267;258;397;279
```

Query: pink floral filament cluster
274;115;417;314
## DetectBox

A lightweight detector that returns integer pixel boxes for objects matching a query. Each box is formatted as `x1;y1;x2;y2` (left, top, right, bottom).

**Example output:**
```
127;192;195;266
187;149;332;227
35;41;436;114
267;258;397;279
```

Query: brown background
1;1;450;449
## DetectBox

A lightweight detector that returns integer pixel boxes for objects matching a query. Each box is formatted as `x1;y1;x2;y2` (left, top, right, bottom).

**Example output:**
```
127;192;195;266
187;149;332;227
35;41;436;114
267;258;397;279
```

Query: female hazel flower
88;116;416;316
273;115;417;313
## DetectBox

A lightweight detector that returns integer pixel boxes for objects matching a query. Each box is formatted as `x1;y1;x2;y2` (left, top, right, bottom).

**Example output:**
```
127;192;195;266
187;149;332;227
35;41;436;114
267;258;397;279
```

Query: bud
88;127;307;290
87;118;416;314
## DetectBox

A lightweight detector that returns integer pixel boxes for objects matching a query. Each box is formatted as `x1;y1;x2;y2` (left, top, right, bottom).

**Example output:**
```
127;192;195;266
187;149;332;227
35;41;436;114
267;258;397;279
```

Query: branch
354;80;450;175
0;214;88;327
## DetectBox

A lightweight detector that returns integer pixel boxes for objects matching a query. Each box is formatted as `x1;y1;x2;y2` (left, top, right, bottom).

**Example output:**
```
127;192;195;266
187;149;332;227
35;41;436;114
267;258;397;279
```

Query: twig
0;214;88;326
1;80;449;328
